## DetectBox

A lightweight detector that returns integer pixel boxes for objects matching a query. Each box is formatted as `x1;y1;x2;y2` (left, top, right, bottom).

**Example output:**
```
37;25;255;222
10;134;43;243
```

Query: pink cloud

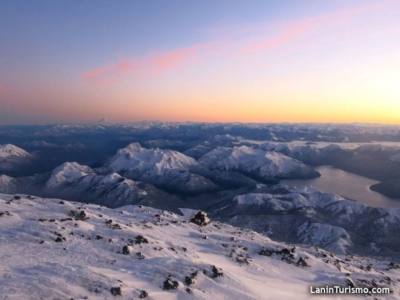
82;42;215;83
81;59;140;83
242;19;315;53
149;44;205;72
82;1;382;84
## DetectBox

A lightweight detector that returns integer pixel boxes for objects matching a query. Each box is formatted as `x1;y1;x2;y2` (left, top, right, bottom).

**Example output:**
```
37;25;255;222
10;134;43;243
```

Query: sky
0;0;399;125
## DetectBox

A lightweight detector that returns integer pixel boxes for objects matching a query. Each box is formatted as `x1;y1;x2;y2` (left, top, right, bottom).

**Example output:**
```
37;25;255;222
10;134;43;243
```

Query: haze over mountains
1;123;400;299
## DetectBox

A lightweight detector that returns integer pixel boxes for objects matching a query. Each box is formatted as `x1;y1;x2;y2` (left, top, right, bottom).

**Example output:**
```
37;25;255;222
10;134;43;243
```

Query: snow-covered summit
109;143;198;175
108;143;216;193
45;162;180;209
0;144;31;159
0;194;398;299
47;162;94;188
0;144;32;171
199;145;319;181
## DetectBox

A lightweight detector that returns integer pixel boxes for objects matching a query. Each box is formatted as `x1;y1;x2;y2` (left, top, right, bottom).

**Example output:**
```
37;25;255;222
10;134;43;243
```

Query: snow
1;194;398;299
108;143;216;193
109;143;198;175
234;193;273;206
297;222;352;255
199;146;317;180
0;144;32;171
0;144;31;159
46;162;94;188
99;172;124;184
216;186;400;256
44;163;168;208
232;191;318;212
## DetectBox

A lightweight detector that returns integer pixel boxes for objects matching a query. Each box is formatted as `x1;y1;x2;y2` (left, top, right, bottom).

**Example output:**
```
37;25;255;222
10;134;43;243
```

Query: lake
282;165;400;208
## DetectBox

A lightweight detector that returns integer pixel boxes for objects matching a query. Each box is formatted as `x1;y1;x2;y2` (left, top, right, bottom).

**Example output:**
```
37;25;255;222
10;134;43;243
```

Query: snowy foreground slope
0;195;399;300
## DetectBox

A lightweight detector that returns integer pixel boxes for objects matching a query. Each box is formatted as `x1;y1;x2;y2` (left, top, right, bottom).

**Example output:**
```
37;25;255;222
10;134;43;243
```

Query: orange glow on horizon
1;0;399;126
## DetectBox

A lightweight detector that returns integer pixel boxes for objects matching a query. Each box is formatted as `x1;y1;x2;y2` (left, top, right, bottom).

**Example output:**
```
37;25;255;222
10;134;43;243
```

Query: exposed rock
345;278;356;288
190;211;210;226
211;265;223;278
135;235;149;244
235;254;250;265
184;271;198;286
388;262;400;270
259;248;273;256
163;277;179;290
296;257;309;267
54;237;64;243
138;290;148;298
70;210;88;221
122;245;130;255
110;286;122;296
0;211;11;217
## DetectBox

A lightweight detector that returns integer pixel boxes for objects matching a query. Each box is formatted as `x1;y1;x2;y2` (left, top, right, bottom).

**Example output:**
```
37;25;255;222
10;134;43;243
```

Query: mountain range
1;123;400;299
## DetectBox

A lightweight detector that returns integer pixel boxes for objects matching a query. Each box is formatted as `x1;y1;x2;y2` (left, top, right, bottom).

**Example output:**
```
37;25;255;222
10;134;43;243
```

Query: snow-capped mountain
199;145;319;182
256;141;346;166
46;162;94;189
0;144;30;159
0;144;32;171
184;134;242;159
108;143;217;193
46;162;183;209
109;143;198;173
212;185;400;256
1;194;398;299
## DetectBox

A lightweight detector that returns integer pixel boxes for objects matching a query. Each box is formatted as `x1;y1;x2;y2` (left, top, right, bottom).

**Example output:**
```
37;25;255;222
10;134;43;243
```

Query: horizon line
1;120;400;127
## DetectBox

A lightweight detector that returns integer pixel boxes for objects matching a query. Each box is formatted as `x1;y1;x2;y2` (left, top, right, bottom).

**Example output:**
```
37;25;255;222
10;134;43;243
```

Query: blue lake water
282;165;400;208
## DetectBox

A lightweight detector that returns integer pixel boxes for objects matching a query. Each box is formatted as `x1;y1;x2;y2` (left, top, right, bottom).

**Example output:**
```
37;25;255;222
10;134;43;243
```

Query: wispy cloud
241;19;315;53
81;42;217;84
149;43;211;72
81;1;381;84
81;60;140;84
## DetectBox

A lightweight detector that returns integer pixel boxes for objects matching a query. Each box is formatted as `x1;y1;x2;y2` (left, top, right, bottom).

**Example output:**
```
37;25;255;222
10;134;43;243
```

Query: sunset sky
0;0;399;124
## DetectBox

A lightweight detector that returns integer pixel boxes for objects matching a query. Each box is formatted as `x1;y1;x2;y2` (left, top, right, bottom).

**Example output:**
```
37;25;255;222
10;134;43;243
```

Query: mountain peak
110;143;198;174
0;144;31;159
47;162;93;188
200;145;318;180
